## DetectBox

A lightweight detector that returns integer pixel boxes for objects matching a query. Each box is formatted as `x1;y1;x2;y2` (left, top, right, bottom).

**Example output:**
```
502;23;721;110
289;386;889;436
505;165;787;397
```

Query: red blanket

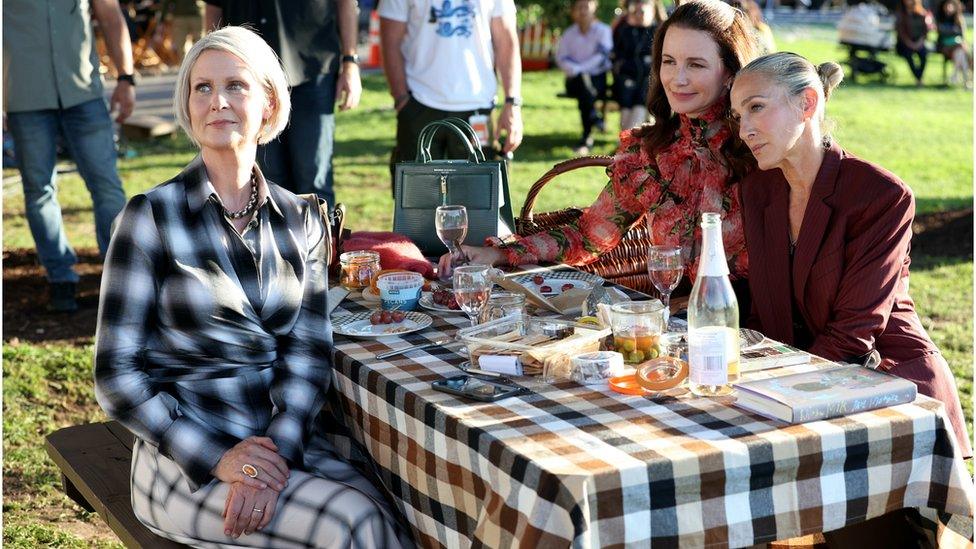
341;232;435;278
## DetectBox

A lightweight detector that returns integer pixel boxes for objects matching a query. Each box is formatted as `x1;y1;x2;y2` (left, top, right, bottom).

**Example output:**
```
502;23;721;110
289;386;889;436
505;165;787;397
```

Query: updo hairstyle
737;52;843;131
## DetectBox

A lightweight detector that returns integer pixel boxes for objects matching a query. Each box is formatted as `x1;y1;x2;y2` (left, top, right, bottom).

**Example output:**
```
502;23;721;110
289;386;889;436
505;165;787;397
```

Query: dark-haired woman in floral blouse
440;0;759;298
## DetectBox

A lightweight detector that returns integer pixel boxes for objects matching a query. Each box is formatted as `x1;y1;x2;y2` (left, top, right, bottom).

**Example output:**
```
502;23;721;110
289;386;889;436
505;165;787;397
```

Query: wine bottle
687;212;739;397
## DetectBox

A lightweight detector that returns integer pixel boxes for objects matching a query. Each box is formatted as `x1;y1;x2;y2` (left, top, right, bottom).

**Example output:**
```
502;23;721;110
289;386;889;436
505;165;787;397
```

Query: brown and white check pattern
329;293;974;548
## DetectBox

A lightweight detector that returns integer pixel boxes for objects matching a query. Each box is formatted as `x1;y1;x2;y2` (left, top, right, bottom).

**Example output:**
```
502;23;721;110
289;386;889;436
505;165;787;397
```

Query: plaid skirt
130;438;413;549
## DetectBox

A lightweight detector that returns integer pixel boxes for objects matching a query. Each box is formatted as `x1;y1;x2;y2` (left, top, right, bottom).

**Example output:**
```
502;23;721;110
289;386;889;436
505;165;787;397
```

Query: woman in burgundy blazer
731;53;971;458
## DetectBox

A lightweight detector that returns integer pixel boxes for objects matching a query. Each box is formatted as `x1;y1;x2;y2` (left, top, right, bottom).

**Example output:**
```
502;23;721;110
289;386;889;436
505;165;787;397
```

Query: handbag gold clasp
440;175;448;202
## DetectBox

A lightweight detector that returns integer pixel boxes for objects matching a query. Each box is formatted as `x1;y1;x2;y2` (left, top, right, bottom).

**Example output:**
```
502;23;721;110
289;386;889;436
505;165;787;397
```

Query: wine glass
435;205;468;282
647;245;684;331
452;264;493;329
453;264;494;370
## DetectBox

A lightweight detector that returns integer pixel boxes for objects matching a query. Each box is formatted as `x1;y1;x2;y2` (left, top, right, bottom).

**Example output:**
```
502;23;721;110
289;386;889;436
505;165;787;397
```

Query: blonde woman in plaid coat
94;27;411;549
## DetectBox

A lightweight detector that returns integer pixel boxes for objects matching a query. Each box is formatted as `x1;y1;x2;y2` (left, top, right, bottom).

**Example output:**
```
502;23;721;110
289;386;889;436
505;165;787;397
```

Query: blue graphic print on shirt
429;0;474;37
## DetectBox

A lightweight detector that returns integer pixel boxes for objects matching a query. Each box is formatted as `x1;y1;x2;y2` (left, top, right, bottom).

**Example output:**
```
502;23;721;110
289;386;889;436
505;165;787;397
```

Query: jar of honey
338;250;380;290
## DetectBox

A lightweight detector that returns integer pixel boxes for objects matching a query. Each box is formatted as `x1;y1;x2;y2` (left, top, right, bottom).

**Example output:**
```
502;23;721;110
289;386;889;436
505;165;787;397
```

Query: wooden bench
45;421;187;549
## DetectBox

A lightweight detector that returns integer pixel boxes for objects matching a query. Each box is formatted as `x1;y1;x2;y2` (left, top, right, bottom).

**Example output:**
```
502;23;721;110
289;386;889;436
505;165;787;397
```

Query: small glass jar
339;250;380;290
610;300;665;365
479;292;526;324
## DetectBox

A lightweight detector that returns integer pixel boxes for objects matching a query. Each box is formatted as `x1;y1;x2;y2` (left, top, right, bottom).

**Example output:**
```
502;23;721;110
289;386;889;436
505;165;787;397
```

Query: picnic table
327;276;974;547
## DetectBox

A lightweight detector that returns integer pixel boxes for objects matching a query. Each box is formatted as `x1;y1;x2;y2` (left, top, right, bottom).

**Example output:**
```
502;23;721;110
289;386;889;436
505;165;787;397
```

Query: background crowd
4;0;972;313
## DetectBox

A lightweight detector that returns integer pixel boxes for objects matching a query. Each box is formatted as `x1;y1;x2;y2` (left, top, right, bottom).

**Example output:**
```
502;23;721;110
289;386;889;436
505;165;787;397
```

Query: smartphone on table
432;374;528;402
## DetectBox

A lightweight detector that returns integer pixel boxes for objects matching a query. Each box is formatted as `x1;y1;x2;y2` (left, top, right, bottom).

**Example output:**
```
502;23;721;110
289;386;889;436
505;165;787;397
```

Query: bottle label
689;327;729;386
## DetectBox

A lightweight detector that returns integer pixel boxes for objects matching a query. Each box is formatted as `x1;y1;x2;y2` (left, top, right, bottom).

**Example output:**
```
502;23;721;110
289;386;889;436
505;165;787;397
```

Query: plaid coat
94;156;333;491
94;158;412;547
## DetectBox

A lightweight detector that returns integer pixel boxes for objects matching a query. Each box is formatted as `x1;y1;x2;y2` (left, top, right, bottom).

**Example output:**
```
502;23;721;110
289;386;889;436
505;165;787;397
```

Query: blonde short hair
174;26;291;147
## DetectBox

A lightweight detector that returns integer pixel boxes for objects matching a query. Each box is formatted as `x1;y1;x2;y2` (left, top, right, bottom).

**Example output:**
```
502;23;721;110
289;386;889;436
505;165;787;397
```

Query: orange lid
608;374;650;396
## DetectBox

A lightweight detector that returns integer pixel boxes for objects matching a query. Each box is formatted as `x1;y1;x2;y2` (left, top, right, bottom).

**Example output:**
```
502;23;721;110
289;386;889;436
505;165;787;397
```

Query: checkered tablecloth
328;291;974;548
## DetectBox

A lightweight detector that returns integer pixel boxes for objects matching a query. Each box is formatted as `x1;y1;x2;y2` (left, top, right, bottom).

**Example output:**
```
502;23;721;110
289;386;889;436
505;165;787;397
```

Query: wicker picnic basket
515;155;656;295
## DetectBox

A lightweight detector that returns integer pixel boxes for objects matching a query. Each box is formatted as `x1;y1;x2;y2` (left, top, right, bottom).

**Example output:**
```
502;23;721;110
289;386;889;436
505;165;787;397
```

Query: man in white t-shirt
380;0;524;193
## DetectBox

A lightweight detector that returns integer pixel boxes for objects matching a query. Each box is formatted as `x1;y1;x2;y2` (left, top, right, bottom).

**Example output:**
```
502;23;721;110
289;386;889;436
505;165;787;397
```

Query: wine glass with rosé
647;245;684;330
435;205;469;282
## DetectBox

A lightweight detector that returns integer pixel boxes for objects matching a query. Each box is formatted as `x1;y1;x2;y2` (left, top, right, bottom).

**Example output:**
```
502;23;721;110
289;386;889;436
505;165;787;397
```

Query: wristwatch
504;96;523;107
341;54;360;65
117;73;136;86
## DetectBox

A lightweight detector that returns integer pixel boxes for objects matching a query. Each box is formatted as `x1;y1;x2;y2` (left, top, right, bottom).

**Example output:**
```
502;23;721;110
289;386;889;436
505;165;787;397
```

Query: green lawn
3;26;972;547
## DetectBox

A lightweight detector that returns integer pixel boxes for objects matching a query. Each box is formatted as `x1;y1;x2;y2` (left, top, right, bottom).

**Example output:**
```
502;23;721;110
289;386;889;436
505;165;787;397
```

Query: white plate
418;292;463;314
511;272;600;296
332;311;433;338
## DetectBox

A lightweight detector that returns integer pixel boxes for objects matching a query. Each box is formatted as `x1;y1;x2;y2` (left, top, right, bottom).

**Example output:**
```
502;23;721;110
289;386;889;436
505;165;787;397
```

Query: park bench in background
45;421;187;549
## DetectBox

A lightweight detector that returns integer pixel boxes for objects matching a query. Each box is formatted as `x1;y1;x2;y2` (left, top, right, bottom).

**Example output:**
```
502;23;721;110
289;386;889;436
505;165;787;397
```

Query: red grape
380;311;393;324
391;311;406;322
561;283;575;291
369;312;383;325
532;275;545;285
540;285;552;293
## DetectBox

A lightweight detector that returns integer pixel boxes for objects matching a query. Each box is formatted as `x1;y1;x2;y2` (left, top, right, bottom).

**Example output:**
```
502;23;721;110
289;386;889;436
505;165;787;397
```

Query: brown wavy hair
633;0;760;179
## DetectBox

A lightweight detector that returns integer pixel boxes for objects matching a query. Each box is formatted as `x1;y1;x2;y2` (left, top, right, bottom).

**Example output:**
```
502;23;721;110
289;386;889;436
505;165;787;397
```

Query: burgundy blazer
741;143;971;457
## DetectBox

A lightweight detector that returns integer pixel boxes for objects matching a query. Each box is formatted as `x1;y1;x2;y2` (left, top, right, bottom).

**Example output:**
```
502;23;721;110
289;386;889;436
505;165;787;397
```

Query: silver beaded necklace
223;173;259;219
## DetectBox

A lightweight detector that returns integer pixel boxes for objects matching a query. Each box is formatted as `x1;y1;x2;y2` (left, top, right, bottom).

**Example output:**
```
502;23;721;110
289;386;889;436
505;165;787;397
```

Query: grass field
2;25;972;547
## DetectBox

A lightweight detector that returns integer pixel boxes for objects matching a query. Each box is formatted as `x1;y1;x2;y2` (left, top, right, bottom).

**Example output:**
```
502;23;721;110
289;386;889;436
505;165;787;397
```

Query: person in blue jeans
204;0;363;209
4;0;134;312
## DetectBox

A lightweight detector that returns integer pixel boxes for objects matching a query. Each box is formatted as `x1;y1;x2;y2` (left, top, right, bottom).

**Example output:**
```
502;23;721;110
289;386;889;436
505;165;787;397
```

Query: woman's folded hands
212;436;291;537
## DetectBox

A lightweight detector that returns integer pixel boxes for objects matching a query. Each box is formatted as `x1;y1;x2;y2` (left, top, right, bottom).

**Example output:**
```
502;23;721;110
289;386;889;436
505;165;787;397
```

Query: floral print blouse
489;100;748;282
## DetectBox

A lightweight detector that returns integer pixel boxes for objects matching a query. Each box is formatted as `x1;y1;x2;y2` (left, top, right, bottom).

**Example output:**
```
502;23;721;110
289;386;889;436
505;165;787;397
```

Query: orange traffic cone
366;10;382;69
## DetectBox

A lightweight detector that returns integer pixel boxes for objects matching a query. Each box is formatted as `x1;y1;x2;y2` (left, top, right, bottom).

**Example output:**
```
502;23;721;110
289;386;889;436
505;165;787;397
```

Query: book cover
740;343;811;372
733;365;917;423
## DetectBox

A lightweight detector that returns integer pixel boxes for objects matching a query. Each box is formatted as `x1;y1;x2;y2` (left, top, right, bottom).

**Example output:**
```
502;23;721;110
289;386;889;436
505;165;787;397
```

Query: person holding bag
380;0;524;193
441;0;759;305
94;27;412;548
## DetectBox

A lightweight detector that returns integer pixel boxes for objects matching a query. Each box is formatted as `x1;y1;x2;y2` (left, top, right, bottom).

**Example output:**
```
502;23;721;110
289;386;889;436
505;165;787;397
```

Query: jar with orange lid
338;250;380;290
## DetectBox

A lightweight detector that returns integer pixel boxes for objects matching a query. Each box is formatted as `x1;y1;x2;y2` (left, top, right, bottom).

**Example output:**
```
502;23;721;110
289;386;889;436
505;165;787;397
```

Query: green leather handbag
393;118;515;256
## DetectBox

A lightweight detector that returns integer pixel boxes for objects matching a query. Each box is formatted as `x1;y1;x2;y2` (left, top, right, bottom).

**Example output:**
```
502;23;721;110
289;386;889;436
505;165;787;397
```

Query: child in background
612;0;666;131
557;0;614;154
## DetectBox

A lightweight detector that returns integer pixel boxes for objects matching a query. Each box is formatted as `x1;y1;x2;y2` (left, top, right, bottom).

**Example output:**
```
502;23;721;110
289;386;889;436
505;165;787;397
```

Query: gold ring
241;463;259;478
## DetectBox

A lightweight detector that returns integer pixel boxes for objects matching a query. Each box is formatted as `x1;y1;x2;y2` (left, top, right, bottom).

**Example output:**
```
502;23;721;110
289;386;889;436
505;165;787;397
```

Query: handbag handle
416;120;482;163
440;117;488;162
518;155;614;225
